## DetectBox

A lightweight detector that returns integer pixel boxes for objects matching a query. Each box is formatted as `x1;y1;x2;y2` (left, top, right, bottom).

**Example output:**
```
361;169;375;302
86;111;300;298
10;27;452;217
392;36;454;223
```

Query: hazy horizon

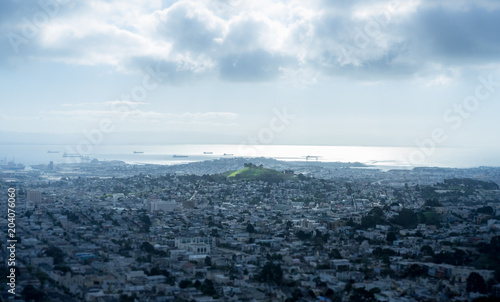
0;131;497;149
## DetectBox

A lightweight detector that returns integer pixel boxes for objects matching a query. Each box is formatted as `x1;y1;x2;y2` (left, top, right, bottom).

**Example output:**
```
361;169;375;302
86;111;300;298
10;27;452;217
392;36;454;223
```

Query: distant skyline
1;0;500;149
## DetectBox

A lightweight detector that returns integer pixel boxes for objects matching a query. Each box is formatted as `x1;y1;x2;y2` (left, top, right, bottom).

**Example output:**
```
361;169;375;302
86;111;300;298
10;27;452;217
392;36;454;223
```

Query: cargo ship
173;155;188;158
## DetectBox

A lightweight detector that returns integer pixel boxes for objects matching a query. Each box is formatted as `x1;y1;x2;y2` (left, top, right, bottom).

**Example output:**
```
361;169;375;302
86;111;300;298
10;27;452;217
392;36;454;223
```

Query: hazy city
1;0;500;302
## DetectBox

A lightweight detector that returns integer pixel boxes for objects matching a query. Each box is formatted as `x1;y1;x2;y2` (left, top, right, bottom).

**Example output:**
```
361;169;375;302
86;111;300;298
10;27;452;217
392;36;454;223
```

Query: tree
257;262;283;285
179;279;192;289
193;279;202;288
477;206;494;215
424;199;442;207
139;213;152;233
200;279;216;296
329;249;342;259
420;245;434;257
21;285;45;302
246;223;255;233
392;209;418;229
205;256;212;266
386;232;397;243
140;242;155;253
372;247;396;259
45;246;65;265
404;264;426;279
296;230;312;241
119;294;137;302
324;288;335;299
349;287;376;302
466;272;487;294
452;249;469;266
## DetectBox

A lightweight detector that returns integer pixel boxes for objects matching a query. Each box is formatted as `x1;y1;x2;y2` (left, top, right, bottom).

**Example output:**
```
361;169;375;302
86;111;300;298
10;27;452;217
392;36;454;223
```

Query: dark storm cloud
408;6;500;61
0;0;86;61
304;1;500;80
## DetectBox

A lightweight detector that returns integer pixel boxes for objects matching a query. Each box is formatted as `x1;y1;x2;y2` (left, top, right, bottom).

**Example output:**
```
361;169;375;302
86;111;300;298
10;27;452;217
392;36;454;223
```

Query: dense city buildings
1;158;500;301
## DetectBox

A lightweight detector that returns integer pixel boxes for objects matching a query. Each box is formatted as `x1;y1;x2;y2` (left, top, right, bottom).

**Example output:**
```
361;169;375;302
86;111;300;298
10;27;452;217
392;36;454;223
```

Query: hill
224;163;296;183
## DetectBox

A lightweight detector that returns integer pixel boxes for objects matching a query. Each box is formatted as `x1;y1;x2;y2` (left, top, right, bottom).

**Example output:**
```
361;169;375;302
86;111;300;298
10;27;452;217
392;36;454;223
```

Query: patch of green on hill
220;170;238;177
225;163;295;183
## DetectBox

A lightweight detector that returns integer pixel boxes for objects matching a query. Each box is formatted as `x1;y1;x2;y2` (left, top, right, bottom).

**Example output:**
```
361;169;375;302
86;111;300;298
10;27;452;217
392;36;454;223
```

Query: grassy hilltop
222;163;297;182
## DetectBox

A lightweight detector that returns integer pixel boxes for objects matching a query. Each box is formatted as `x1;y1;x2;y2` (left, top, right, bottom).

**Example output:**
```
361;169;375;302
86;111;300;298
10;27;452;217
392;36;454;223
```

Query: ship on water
133;151;144;154
173;155;188;158
203;152;213;154
47;150;60;153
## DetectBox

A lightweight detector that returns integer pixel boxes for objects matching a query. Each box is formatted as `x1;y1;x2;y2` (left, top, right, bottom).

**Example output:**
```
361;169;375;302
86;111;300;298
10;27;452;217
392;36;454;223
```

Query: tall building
147;199;177;213
182;199;196;209
27;190;42;203
175;237;213;254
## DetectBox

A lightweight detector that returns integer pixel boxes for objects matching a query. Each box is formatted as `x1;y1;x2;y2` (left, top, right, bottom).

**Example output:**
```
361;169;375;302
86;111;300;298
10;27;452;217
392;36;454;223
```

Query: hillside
224;163;296;183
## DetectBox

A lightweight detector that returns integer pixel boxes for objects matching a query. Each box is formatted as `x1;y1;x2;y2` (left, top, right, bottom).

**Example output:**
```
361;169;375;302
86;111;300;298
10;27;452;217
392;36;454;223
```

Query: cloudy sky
1;0;500;148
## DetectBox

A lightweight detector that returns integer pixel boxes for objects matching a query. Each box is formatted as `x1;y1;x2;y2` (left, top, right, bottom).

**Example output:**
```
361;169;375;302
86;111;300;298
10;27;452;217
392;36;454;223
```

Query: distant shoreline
1;144;499;169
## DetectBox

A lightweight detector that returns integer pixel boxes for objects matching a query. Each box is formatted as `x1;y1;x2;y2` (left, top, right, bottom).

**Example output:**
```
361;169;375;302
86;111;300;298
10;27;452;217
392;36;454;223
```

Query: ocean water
0;144;499;169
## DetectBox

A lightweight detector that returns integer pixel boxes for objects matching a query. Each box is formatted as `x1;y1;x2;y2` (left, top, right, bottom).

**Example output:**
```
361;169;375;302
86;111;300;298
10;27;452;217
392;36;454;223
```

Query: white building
147;200;177;213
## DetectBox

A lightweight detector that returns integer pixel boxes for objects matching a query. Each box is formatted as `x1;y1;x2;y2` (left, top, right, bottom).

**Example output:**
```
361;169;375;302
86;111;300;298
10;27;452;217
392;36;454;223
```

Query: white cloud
42;109;238;123
61;101;149;108
3;0;500;83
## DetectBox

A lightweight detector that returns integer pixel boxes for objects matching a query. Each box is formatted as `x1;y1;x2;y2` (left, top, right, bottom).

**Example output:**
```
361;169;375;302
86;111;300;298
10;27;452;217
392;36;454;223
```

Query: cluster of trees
360;208;385;229
44;246;65;265
391;208;418;229
140;242;167;257
402;264;427;279
178;279;217;297
256;261;283;285
477;206;495;215
138;213;152;233
294;229;330;249
421;178;499;199
477;236;500;281
372;247;397;264
441;178;499;190
243;163;263;168
348;286;380;302
145;267;175;285
21;285;46;302
119;293;138;302
63;210;80;223
355;206;443;231
433;249;474;266
466;272;488;294
246;223;255;233
424;199;442;207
